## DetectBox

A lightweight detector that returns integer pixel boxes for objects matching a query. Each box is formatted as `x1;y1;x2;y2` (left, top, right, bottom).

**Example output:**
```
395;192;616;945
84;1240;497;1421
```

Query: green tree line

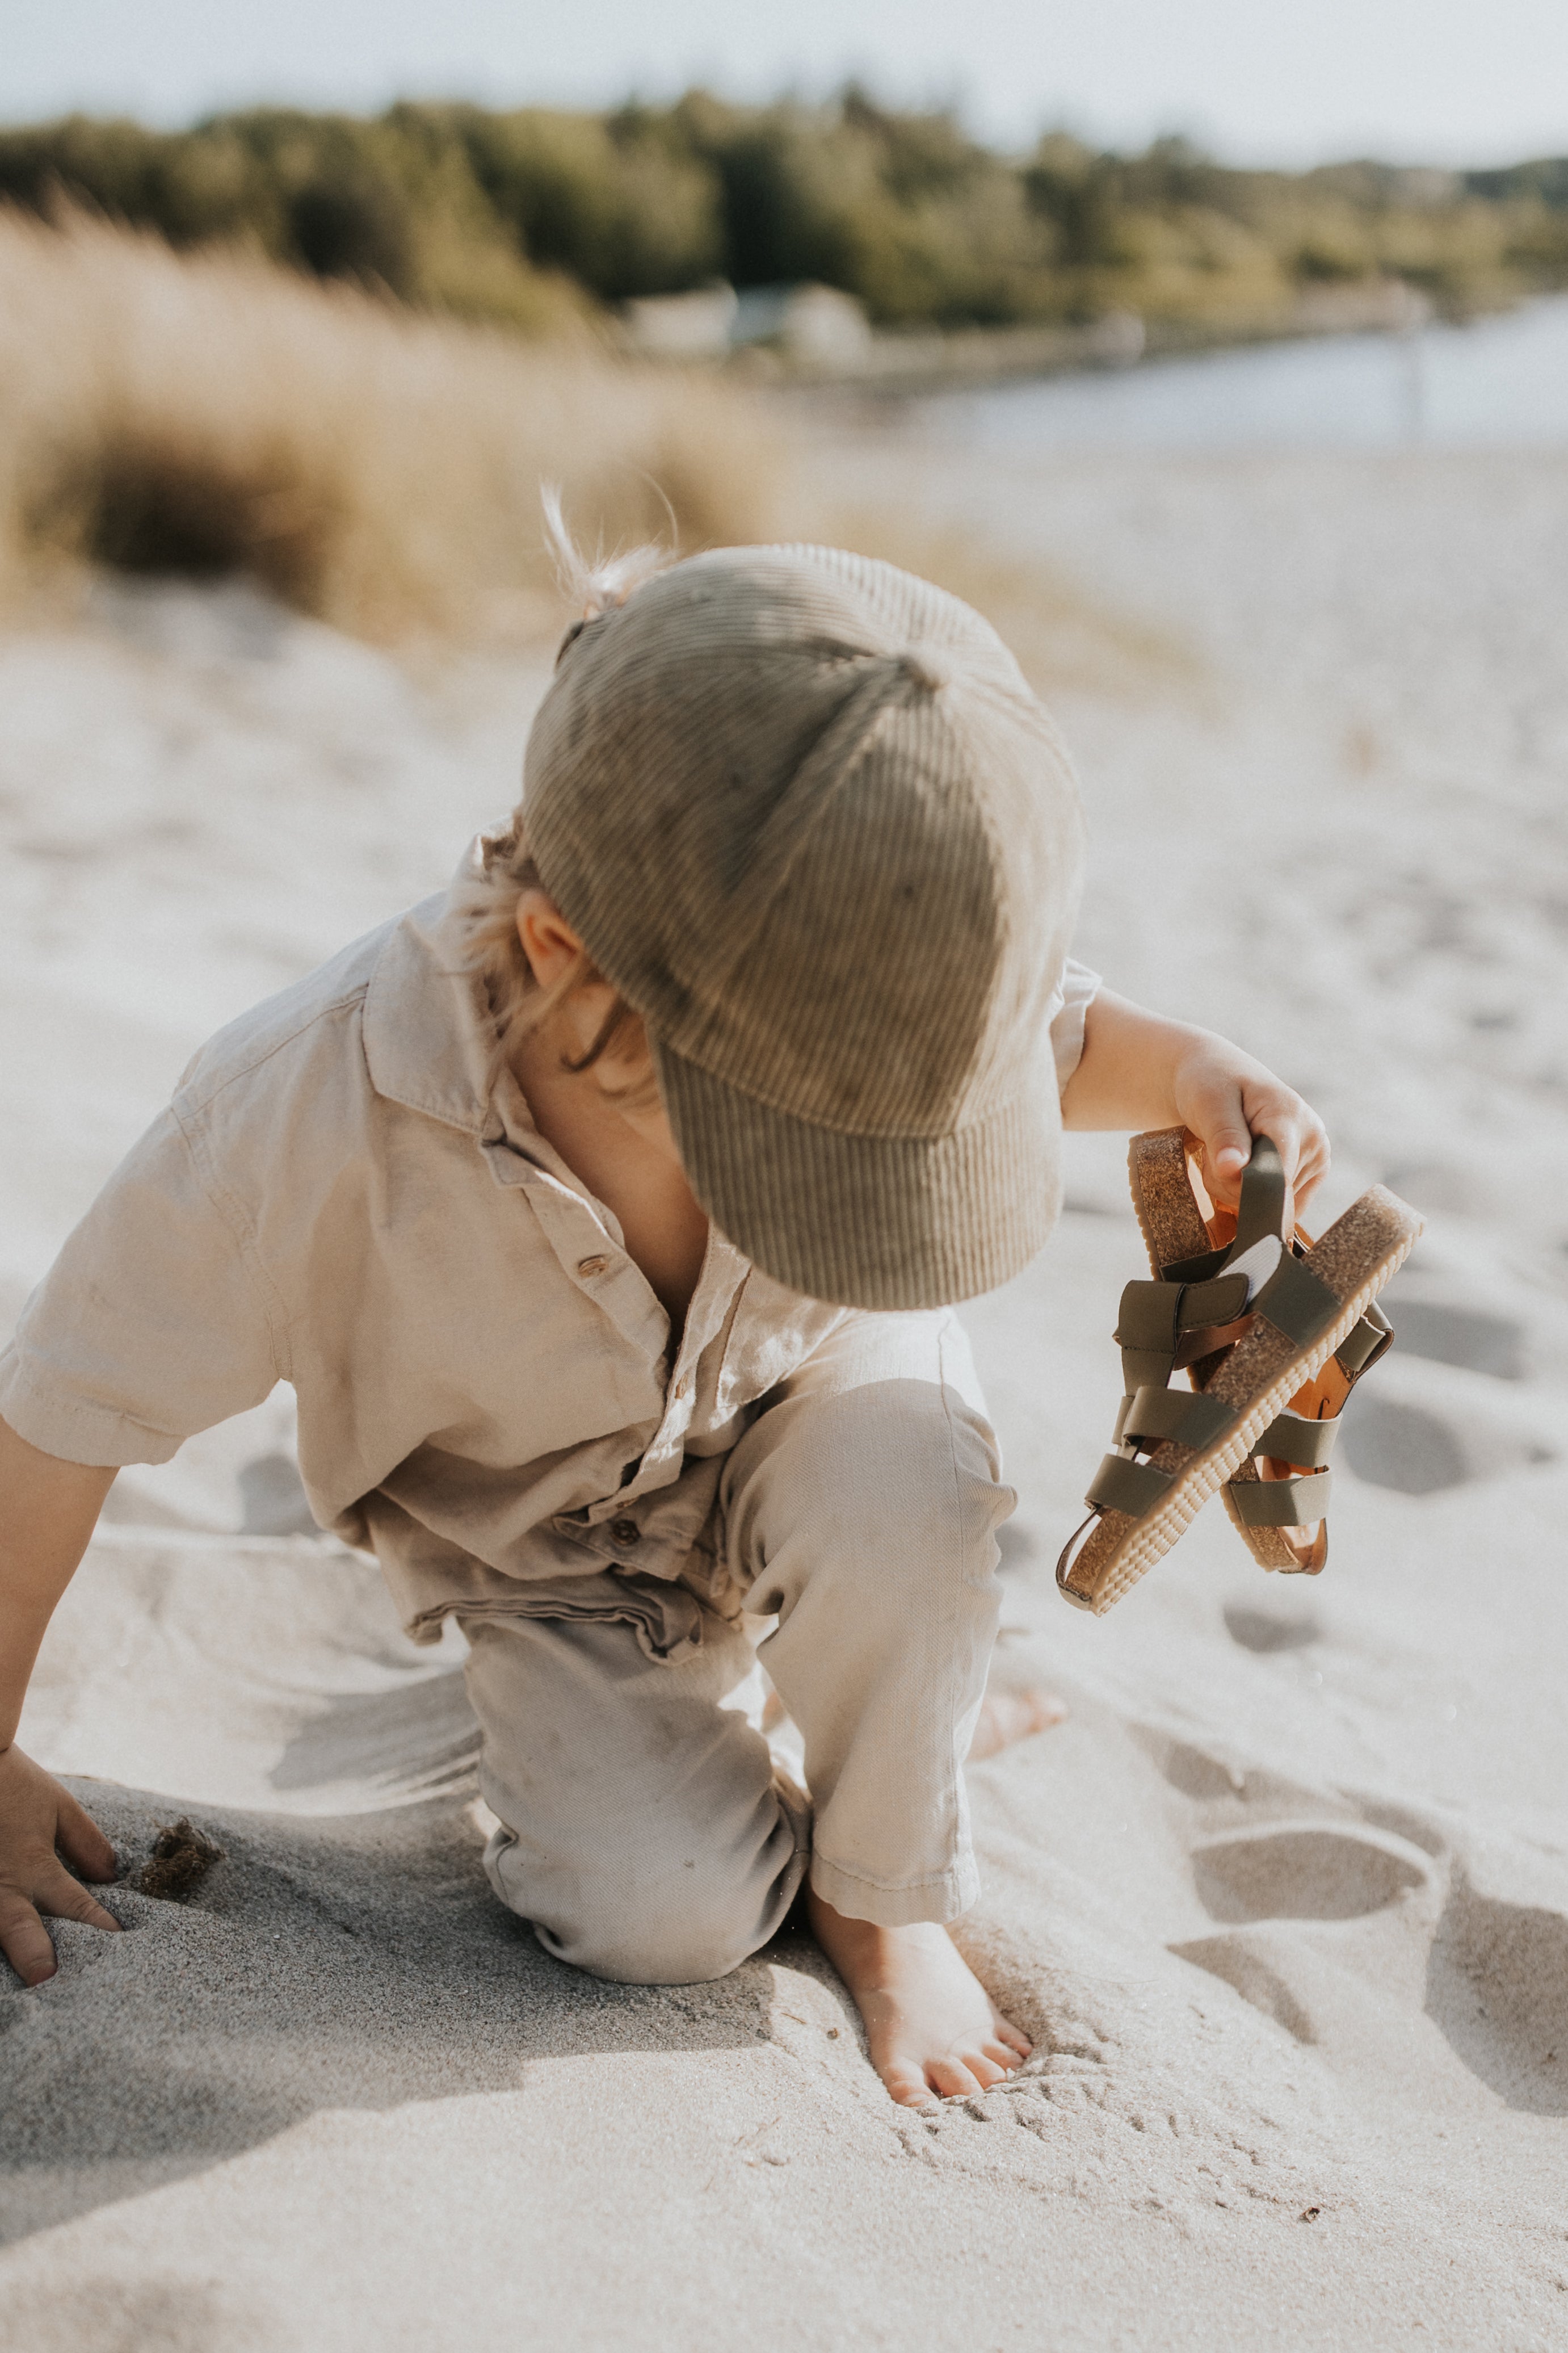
3;91;1567;336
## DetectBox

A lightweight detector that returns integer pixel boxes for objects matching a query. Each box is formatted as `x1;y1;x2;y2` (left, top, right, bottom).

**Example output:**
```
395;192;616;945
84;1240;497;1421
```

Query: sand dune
4;444;1568;2348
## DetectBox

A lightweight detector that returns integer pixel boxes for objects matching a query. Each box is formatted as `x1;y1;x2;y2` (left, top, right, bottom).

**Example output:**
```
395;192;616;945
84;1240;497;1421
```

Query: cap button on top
611;1517;641;1547
901;644;958;693
577;1254;609;1278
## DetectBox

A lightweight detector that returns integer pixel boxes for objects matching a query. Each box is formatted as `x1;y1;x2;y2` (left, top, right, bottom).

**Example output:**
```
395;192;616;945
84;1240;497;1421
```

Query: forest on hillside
4;93;1568;340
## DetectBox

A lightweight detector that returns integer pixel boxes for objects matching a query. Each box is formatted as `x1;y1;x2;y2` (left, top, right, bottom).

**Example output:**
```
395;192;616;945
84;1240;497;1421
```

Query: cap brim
651;1039;1063;1310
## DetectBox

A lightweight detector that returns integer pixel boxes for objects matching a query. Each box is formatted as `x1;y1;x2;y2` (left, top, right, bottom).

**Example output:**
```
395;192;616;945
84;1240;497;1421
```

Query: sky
3;0;1567;167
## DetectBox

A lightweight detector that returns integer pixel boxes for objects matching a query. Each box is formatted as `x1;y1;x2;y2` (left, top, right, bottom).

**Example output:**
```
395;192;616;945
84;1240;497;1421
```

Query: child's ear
515;890;586;988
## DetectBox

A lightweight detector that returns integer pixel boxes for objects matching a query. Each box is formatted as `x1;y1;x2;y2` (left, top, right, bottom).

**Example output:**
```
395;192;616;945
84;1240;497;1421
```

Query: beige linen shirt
0;852;1099;1643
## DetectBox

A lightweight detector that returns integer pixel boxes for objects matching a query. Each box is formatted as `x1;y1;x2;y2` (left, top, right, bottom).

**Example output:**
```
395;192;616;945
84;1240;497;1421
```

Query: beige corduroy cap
522;543;1087;1310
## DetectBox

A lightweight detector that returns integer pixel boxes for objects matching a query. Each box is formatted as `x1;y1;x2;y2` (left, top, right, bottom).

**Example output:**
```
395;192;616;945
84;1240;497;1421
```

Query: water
922;295;1568;453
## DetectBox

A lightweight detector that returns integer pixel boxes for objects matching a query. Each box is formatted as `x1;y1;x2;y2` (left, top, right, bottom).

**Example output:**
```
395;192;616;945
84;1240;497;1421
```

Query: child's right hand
0;1743;120;1986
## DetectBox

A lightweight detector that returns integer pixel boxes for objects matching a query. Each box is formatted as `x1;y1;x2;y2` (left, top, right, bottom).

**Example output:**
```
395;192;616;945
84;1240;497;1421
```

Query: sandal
1128;1128;1405;1576
1056;1133;1422;1616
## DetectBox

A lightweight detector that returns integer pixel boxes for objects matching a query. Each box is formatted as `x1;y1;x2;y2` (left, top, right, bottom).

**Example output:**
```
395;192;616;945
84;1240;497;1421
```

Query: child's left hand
1170;1037;1330;1217
1061;987;1330;1219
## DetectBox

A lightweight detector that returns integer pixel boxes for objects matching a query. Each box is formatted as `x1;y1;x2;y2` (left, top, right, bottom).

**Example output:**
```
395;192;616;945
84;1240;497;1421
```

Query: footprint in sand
1171;1819;1568;2115
1170;1823;1439;2055
1190;1823;1430;1926
1339;1397;1470;1495
1380;1294;1528;1382
1339;1389;1556;1496
1426;1877;1568;2114
1334;1278;1556;1494
1222;1604;1321;1654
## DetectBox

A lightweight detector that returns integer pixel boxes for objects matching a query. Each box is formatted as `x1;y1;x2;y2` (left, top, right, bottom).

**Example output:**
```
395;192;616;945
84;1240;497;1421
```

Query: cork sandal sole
1058;1175;1422;1616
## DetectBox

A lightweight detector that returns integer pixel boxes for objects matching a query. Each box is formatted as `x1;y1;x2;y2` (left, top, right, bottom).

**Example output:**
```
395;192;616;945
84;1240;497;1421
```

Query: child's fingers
1184;1083;1254;1203
35;1861;120;1935
55;1790;120;1885
1205;1115;1255;1188
0;1893;58;1986
1255;1105;1331;1213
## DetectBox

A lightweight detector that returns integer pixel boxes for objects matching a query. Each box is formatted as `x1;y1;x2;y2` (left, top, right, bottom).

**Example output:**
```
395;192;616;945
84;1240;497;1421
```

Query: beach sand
3;441;1567;2350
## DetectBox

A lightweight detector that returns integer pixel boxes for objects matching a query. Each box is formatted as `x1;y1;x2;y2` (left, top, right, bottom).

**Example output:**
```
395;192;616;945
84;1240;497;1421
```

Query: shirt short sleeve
1046;957;1101;1095
0;1106;284;1467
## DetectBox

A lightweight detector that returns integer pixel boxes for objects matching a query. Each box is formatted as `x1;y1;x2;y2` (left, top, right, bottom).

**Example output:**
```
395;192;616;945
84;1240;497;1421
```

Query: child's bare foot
808;1890;1032;2107
967;1684;1065;1760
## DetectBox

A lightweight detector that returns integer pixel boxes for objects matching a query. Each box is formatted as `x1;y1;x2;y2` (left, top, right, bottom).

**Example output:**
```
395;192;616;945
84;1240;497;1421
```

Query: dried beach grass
0;207;791;643
0;207;1175;701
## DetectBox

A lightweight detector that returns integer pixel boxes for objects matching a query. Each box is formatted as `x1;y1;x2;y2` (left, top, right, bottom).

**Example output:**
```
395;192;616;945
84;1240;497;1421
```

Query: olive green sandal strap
1115;1272;1254;1388
1088;1385;1242;1525
1251;1408;1338;1469
1115;1385;1240;1451
1336;1300;1393;1377
1225;1469;1334;1528
1229;1134;1289;1259
1245;1247;1341;1347
1086;1452;1174;1518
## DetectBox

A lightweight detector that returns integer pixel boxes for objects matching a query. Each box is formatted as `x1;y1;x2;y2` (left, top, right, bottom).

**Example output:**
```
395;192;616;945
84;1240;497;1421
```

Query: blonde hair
463;490;674;1096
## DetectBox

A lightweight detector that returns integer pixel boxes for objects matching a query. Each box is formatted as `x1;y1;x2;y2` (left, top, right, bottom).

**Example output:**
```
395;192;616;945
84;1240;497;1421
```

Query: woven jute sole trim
1060;1213;1418;1616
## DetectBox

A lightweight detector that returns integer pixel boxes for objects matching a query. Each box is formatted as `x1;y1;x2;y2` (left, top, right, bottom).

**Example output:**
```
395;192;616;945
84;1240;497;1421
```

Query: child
0;538;1326;2108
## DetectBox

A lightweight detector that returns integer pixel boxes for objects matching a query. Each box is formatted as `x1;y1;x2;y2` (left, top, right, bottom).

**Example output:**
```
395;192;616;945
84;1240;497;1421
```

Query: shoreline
679;279;1508;399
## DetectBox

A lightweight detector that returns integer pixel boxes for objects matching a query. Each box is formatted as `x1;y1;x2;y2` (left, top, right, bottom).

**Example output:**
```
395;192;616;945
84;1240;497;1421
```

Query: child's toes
995;2020;1033;2059
980;2037;1026;2073
957;2049;1009;2090
884;2065;938;2109
928;2056;985;2100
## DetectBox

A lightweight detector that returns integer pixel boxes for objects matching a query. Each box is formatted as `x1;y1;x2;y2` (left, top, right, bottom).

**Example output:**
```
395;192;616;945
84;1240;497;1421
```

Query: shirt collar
358;845;641;1215
360;841;500;1136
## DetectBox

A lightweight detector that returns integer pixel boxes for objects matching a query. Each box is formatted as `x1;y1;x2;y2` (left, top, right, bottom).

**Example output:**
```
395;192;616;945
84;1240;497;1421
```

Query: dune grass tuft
0;207;1178;706
0;208;791;643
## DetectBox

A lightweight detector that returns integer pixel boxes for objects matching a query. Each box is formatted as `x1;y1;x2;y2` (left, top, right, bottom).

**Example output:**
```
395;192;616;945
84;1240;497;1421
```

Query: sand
3;441;1568;2351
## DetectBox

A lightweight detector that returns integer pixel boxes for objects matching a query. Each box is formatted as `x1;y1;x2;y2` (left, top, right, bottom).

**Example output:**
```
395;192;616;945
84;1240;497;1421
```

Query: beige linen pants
466;1311;1012;1985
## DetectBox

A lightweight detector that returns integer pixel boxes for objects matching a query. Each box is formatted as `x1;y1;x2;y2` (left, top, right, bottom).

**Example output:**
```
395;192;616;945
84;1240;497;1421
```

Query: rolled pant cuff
808;1849;979;1929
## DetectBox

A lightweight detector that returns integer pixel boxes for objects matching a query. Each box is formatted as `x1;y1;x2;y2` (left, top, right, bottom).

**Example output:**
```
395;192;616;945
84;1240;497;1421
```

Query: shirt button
577;1255;609;1278
611;1517;641;1547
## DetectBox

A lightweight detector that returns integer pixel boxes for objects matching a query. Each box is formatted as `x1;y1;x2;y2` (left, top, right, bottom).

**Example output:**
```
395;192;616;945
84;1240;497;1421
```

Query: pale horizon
5;0;1568;171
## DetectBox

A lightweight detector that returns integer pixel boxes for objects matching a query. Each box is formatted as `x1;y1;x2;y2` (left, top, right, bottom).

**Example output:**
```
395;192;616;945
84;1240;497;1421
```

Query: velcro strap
1116;1280;1183;1353
1115;1280;1185;1389
1335;1302;1393;1377
1226;1469;1334;1527
1116;1271;1260;1389
1115;1272;1252;1348
1121;1385;1239;1452
1252;1410;1338;1469
1086;1453;1172;1519
1250;1251;1340;1348
1179;1272;1252;1329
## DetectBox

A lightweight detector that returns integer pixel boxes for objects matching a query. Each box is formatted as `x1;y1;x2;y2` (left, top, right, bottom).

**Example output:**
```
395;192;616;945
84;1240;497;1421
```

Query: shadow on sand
0;1779;785;2247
